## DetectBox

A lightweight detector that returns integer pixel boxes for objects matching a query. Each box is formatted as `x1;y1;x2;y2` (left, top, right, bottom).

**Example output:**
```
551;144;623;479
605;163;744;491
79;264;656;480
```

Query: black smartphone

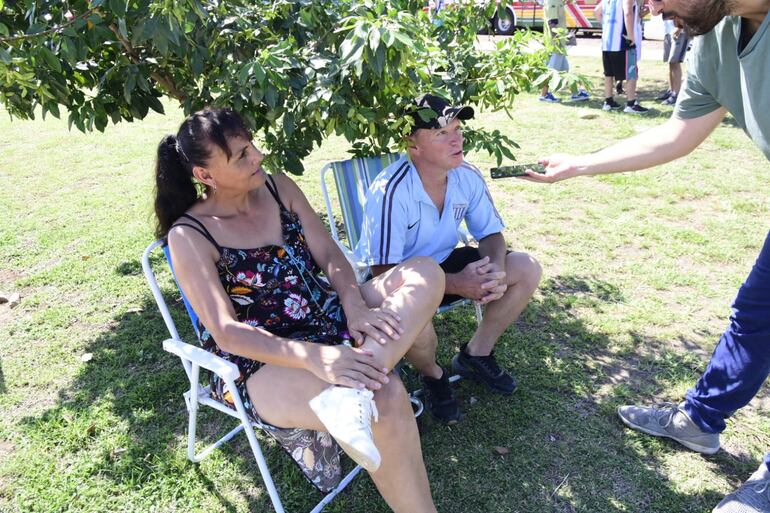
490;164;546;179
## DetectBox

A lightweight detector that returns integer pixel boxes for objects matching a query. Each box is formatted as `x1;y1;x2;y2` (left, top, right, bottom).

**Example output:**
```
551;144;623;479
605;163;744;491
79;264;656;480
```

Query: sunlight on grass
1;54;769;513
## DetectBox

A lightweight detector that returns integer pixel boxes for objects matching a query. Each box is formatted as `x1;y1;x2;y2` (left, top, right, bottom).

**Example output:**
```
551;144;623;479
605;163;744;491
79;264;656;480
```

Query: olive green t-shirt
675;14;770;161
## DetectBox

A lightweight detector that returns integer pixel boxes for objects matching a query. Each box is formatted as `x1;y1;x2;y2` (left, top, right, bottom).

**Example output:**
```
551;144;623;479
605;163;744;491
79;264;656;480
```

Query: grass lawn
1;53;769;513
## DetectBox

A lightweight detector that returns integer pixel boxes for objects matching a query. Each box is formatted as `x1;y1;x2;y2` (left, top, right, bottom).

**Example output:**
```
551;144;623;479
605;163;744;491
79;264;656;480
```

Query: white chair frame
142;239;364;513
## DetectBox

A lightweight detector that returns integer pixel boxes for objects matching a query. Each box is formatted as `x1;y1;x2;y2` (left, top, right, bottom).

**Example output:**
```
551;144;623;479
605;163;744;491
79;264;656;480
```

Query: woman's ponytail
152;108;252;238
154;134;198;238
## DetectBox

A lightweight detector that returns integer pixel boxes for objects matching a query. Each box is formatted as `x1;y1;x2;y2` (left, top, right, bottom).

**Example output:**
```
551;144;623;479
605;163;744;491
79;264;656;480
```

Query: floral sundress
174;175;350;492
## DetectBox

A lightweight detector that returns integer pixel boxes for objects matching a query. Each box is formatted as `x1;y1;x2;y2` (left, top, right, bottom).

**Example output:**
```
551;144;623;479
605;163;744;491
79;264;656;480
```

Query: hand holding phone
490;163;546;179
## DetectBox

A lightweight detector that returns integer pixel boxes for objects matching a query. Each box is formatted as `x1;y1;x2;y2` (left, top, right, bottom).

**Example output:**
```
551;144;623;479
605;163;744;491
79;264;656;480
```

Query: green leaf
0;22;8;37
252;62;266;85
264;85;278;109
108;0;128;16
39;47;62;73
118;18;128;40
123;72;136;102
0;47;10;65
191;48;204;75
392;31;413;47
146;95;164;114
283;112;295;136
340;34;364;64
238;63;251;85
368;27;381;52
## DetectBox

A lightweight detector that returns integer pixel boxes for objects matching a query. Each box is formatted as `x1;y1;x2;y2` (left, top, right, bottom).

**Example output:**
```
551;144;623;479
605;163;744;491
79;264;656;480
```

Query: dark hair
153;108;251;238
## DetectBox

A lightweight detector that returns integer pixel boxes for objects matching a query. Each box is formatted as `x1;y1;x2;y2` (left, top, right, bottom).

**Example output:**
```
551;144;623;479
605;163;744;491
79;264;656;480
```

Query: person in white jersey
595;0;649;113
356;94;542;425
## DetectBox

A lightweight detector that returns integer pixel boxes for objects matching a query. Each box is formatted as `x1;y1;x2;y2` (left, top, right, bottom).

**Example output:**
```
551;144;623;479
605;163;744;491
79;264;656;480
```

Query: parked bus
428;0;602;36
492;0;601;35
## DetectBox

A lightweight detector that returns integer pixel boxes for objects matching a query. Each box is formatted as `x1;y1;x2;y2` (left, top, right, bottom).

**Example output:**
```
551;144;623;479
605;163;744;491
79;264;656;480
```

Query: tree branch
0;8;98;43
107;23;186;102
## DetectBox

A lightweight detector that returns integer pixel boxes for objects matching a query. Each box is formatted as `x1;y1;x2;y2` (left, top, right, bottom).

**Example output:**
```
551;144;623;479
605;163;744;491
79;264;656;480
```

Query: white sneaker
309;386;381;471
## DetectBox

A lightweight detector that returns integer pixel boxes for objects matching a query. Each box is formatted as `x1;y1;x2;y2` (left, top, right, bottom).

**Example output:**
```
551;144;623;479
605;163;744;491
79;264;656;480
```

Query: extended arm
526;108;727;182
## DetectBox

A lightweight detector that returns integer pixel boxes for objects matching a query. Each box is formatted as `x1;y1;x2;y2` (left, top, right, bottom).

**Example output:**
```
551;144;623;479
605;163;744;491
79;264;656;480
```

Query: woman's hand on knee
306;344;390;391
345;303;404;346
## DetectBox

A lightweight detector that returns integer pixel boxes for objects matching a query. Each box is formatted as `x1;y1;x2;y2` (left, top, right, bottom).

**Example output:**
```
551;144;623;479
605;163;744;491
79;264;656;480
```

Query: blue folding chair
142;239;367;513
319;154;483;320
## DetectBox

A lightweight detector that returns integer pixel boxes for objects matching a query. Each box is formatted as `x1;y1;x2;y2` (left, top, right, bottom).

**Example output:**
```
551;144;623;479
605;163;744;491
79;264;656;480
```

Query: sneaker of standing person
657;89;673;102
662;93;678;106
570;89;590;101
421;366;461;425
617;402;720;454
539;92;561;103
624;100;649;114
616;80;625;95
309;385;381;471
451;343;517;395
712;463;770;513
602;97;623;111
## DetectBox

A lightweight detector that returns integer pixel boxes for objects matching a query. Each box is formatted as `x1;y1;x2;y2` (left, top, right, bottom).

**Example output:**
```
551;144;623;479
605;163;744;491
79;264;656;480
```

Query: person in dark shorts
595;0;649;113
356;94;542;425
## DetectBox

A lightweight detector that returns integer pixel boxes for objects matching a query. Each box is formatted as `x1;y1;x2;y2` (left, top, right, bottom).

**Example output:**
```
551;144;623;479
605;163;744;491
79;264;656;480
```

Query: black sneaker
420;367;461;425
624;101;649;114
616;80;625;95
656;90;673;101
451;343;517;395
602;98;622;111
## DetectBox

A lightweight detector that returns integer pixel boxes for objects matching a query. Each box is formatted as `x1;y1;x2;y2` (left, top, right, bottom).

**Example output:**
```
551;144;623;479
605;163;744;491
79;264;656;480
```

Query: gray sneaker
713;464;770;512
617;402;720;454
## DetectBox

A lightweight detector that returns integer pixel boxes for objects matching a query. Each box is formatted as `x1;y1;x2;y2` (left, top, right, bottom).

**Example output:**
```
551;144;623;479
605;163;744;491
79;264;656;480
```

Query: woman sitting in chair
154;108;442;513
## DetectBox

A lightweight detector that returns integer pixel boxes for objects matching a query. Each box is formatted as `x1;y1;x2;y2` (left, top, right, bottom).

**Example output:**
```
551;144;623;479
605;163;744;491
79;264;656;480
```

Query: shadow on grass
0;356;6;394
14;271;743;512
422;273;730;512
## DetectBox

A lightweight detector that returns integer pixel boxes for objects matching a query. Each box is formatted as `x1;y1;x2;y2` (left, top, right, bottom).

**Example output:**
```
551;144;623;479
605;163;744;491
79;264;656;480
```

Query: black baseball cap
409;93;474;133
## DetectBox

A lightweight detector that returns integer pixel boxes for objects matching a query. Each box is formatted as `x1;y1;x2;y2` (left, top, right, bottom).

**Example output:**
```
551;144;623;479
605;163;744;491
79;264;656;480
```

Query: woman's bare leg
357;256;444;371
246;256;443;512
368;374;437;513
247;367;437;513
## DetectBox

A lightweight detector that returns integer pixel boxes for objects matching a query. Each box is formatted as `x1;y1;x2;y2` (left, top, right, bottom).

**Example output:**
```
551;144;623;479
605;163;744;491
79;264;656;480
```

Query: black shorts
439;246;482;306
602;49;638;80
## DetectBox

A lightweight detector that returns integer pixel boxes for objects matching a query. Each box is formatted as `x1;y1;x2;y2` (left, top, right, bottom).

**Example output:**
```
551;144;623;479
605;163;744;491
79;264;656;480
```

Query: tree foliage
0;0;572;173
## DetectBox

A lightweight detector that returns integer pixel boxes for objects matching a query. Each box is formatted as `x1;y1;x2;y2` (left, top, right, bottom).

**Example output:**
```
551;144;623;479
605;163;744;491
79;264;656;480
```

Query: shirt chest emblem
452;203;467;220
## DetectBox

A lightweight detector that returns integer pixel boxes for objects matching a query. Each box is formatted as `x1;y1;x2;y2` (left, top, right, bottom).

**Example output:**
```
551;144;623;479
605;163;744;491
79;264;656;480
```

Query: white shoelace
357;389;379;424
655;402;681;428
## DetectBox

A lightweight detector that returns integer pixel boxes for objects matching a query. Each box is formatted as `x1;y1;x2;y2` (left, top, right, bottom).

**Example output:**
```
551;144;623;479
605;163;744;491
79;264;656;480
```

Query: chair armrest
335;240;370;284
163;338;240;382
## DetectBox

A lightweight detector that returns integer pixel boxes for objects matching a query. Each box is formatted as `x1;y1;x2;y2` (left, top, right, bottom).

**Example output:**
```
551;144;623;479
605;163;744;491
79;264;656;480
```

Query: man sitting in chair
355;94;542;424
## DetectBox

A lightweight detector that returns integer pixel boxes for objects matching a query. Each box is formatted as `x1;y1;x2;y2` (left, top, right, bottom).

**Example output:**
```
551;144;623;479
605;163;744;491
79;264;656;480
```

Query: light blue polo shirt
355;155;505;266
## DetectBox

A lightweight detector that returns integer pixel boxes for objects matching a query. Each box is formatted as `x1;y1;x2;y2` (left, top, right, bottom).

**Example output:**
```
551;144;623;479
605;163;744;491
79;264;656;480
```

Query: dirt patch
0;440;14;460
0;269;25;288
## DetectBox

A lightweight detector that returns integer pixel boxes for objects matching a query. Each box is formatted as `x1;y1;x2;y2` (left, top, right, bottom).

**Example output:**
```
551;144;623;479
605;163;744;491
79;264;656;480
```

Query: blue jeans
683;231;770;467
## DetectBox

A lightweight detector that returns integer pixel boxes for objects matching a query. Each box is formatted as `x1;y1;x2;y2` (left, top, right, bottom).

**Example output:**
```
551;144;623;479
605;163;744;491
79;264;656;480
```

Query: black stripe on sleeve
378;161;410;265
